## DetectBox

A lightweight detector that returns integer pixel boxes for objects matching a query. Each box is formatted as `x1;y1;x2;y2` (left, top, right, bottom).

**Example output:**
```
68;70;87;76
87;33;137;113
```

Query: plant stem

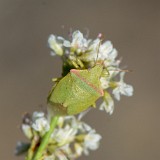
33;115;59;160
26;132;39;160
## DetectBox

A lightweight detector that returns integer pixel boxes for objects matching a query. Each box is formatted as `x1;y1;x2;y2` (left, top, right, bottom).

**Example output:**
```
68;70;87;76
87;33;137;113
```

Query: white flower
100;77;109;89
83;129;102;155
22;124;33;139
99;41;113;57
107;66;120;78
44;154;55;160
112;72;134;101
63;40;71;47
52;125;77;146
66;115;92;133
63;115;93;134
86;38;101;61
32;111;44;120
85;39;118;65
48;35;64;56
100;93;114;115
89;38;100;49
32;112;50;135
55;150;68;160
74;143;83;156
71;30;88;52
100;67;120;90
99;41;118;64
59;144;72;155
79;122;92;132
32;117;50;136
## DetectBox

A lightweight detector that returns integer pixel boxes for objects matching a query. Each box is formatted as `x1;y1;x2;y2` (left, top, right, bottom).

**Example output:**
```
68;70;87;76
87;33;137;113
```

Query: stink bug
47;64;104;115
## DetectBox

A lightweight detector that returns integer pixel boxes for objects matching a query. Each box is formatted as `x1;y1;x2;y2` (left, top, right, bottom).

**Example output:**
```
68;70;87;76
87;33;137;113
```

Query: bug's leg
52;78;58;82
92;103;96;108
71;60;80;69
68;55;85;69
52;77;62;83
69;55;80;69
78;108;91;120
76;58;85;69
101;68;110;78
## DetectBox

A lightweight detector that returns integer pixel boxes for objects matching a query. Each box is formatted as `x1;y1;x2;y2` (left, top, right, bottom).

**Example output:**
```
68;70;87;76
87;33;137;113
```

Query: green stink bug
48;63;104;115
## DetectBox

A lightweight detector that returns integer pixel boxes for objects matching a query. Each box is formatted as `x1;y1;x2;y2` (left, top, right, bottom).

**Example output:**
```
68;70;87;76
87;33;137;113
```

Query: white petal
75;143;83;156
78;108;91;120
122;84;134;96
112;87;121;101
22;124;33;139
120;72;125;82
71;30;88;52
100;41;113;54
52;125;77;145
57;36;64;41
100;77;109;89
32;117;50;135
112;79;134;101
84;130;102;154
100;96;114;114
44;155;55;160
50;51;56;56
63;40;71;47
108;48;118;60
55;150;68;160
32;111;44;121
81;123;92;132
48;34;63;56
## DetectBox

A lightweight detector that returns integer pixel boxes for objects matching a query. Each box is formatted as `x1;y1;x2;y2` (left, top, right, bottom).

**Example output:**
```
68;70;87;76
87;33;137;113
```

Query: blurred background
0;0;160;159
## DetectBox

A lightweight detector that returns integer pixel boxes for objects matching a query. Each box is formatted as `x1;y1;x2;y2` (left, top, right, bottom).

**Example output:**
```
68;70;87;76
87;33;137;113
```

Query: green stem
26;132;39;160
33;115;59;160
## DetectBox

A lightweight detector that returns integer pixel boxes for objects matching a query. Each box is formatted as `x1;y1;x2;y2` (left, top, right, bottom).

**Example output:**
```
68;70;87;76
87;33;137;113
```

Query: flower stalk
33;115;59;160
26;131;39;160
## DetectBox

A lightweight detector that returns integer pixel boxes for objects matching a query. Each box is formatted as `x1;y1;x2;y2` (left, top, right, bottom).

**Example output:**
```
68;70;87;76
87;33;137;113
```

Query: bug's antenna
68;28;73;40
84;27;90;39
109;69;133;73
95;33;103;65
61;25;65;37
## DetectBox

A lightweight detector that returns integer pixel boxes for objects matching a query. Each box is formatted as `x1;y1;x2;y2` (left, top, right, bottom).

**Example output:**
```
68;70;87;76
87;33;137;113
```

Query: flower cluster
16;111;101;159
48;30;133;114
15;30;134;160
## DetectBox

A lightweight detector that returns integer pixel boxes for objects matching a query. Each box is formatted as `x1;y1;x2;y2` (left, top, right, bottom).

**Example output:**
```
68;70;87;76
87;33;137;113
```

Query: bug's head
48;103;68;116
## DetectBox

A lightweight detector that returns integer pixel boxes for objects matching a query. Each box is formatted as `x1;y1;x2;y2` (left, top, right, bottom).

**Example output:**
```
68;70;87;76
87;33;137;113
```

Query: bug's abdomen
66;72;102;115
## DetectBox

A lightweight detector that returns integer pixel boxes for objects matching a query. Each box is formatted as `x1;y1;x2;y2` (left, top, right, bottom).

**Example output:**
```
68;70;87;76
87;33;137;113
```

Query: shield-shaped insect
48;64;104;115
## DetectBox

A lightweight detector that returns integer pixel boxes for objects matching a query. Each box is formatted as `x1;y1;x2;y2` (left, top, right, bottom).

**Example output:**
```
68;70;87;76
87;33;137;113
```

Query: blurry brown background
0;0;160;159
